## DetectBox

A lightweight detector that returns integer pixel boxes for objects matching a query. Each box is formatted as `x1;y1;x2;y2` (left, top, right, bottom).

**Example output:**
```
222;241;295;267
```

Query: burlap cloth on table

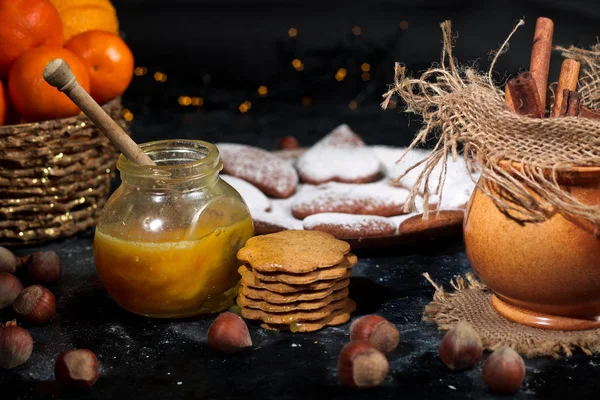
422;272;600;358
381;20;600;227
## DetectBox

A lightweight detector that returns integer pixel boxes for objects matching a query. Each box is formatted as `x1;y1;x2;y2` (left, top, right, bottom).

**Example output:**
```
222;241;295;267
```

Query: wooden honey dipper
43;58;155;166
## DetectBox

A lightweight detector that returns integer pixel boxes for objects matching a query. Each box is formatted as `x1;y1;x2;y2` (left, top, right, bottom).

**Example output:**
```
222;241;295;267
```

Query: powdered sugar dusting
217;143;299;198
221;174;270;212
253;210;303;230
422;182;473;211
372;145;477;196
371;145;427;177
251;189;305;230
217;136;476;239
303;213;397;235
389;214;416;226
296;125;381;183
291;181;410;218
318;124;366;147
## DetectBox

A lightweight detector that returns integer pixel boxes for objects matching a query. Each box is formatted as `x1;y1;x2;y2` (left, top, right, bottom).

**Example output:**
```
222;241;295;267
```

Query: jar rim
117;139;221;179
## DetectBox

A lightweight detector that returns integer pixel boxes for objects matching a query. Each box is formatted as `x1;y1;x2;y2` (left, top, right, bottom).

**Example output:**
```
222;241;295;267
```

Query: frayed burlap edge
422;272;600;359
381;20;600;226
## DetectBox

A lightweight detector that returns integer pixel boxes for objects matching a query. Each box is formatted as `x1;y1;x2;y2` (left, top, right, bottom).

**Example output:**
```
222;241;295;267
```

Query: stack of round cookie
235;230;357;332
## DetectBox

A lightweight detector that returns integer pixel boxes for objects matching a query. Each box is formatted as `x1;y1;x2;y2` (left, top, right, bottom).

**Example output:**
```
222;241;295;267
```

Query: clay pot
463;163;600;330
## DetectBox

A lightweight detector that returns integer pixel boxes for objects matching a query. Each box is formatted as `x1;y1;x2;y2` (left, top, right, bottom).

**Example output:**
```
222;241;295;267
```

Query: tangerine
49;0;119;42
65;30;134;105
0;0;64;77
0;81;6;125
50;0;115;14
8;47;90;122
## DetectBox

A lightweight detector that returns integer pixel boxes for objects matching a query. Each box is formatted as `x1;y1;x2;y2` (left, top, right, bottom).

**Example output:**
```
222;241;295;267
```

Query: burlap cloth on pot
422;272;600;358
381;20;600;227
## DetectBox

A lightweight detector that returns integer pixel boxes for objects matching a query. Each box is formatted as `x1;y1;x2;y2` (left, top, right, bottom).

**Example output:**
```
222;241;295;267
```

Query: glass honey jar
93;139;254;318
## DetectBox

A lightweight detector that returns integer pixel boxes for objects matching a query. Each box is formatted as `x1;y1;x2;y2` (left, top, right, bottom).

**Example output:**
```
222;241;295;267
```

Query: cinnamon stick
506;72;544;118
529;17;554;113
579;106;600;120
557;89;581;117
505;87;516;112
557;89;571;116
556;89;600;119
566;90;581;117
558;90;569;116
551;59;581;117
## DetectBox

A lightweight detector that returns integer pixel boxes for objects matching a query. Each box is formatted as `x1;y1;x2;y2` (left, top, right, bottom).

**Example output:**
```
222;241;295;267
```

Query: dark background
112;0;600;131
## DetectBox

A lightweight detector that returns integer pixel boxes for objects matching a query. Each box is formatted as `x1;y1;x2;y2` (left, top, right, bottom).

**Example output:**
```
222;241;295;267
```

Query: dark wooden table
2;100;597;399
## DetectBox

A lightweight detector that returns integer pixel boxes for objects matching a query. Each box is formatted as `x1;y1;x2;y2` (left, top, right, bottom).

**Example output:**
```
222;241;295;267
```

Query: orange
0;80;21;125
0;0;64;77
49;0;119;42
8;46;90;122
0;81;6;125
50;0;115;14
65;31;134;105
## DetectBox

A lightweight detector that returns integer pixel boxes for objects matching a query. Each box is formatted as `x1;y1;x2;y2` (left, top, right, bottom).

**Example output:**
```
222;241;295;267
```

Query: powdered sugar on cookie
221;174;270;212
253;209;303;231
296;124;382;184
372;145;477;208
251;190;305;234
215;135;476;240
303;213;397;238
389;213;416;227
315;124;365;147
291;181;410;219
217;143;299;198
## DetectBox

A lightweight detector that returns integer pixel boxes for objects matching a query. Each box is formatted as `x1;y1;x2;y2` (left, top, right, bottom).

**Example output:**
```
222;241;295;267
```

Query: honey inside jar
93;139;254;318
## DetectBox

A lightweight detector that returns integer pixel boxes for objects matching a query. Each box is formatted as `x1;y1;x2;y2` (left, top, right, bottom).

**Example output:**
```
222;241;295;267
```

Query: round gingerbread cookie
240;279;349;304
236;287;349;313
291;181;410;219
238;264;352;293
240;296;350;324
237;230;351;273
249;255;356;285
216;143;299;198
303;213;397;238
260;298;356;332
296;124;382;185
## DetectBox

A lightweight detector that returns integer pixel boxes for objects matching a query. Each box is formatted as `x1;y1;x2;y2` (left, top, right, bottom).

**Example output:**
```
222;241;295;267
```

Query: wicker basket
0;97;129;247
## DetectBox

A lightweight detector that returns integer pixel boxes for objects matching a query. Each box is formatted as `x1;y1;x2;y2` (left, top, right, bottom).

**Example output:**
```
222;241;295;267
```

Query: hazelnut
207;312;252;353
55;349;99;389
13;285;56;325
278;135;300;150
349;315;400;353
0;273;23;309
27;251;63;285
0;246;17;274
16;254;32;270
337;341;389;389
0;320;34;369
439;321;483;371
482;346;526;394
